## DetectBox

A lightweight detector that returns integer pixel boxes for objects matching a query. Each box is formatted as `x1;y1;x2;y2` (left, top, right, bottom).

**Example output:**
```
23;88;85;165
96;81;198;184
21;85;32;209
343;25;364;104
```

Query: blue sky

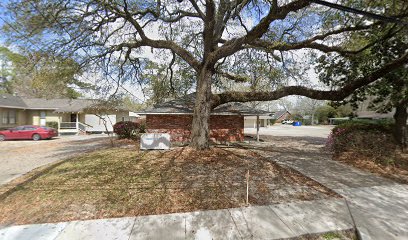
0;0;12;46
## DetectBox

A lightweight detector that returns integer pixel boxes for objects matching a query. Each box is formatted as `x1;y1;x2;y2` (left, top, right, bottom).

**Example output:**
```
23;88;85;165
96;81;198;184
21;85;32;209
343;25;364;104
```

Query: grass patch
0;146;338;225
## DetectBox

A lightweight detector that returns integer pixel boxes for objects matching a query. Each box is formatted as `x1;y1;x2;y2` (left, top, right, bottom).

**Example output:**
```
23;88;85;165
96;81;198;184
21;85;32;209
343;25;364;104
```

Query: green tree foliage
315;104;353;124
0;47;91;98
0;47;25;93
316;0;408;147
316;105;338;123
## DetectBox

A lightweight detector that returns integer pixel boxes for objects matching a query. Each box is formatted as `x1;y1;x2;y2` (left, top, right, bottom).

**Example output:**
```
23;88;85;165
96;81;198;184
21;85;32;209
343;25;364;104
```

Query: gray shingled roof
141;93;270;116
271;110;290;119
0;93;97;112
0;94;27;109
53;99;96;112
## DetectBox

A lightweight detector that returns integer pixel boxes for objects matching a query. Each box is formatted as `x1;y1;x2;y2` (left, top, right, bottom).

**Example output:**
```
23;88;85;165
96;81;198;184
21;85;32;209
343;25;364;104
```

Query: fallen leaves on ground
0;146;337;225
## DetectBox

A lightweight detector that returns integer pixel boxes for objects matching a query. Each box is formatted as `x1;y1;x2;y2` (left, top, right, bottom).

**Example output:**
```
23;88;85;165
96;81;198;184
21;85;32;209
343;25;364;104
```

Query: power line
310;0;408;26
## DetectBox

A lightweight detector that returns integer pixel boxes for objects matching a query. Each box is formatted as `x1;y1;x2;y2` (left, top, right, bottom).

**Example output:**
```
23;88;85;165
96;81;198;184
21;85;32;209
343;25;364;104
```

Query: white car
281;119;294;124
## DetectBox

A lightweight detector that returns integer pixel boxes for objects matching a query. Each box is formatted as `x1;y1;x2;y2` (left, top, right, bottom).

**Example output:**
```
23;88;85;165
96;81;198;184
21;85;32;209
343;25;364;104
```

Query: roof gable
0;94;27;109
271;110;290;119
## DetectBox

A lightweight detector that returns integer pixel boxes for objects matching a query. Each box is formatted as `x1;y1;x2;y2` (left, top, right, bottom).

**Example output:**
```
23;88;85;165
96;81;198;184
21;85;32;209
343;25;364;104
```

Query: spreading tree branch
212;51;408;107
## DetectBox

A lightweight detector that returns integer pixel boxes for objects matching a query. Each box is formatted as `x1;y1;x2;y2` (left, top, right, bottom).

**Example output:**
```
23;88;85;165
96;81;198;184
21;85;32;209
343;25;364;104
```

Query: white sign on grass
140;133;171;150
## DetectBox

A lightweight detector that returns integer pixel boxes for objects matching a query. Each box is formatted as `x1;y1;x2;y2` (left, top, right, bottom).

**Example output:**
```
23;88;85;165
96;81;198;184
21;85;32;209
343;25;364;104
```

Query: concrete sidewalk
0;198;353;240
252;142;408;240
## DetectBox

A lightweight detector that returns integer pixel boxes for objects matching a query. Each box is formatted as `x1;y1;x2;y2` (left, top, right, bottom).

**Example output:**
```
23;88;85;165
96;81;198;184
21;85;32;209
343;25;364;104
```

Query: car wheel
32;134;41;141
0;135;5;141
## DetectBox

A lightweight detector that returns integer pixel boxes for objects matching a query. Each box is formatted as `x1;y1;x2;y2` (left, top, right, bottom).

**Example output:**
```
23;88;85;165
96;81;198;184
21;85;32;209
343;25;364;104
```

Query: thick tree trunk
393;104;407;151
190;67;213;150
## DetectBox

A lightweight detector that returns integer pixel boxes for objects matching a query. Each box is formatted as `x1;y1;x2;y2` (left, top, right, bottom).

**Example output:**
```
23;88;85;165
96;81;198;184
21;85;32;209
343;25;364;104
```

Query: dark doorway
70;114;77;122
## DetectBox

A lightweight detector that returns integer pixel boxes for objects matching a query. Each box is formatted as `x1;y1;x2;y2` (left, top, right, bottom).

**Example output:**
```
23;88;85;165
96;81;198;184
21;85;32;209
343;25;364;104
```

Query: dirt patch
0;146;338;225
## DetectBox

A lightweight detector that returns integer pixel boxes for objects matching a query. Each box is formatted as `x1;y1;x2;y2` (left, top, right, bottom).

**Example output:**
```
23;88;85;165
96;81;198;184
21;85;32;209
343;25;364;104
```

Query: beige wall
45;111;60;124
0;108;133;129
0;108;28;129
244;118;269;128
26;110;59;126
116;111;135;122
60;113;72;122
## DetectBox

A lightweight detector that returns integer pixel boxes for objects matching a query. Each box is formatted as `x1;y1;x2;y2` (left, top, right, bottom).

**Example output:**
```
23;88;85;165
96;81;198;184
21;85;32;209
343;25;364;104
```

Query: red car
0;125;58;141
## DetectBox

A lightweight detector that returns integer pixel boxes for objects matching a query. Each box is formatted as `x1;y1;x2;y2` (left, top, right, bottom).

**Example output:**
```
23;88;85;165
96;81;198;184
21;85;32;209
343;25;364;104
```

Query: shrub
331;119;349;125
46;121;59;129
301;119;312;125
326;121;396;165
113;121;140;139
139;123;146;133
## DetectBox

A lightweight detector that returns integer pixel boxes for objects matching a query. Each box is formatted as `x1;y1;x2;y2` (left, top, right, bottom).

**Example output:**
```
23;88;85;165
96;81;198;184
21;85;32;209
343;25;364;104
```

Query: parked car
281;119;294;124
0;125;58;141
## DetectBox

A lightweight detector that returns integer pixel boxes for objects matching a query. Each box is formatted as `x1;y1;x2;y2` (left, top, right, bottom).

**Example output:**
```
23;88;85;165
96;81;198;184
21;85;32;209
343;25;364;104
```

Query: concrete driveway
244;124;333;138
0;135;110;185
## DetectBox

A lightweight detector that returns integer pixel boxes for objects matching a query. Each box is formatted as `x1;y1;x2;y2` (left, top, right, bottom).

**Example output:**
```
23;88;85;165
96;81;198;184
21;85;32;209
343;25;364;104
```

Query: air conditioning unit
140;133;171;150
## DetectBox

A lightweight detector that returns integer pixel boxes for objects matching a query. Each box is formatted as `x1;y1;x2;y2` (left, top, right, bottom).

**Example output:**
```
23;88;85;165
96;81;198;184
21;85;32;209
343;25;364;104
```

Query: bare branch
216;70;250;82
210;0;310;63
212;51;408;107
188;0;205;19
247;23;399;55
95;1;201;71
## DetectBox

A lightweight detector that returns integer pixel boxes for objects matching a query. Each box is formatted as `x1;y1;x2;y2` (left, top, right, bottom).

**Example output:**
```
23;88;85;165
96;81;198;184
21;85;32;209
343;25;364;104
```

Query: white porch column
57;115;61;134
75;113;79;134
256;115;260;142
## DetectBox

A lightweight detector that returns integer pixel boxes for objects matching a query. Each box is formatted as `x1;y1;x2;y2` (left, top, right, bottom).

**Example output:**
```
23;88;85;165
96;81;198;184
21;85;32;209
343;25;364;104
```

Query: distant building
244;115;274;128
353;98;395;120
0;93;136;134
270;110;292;123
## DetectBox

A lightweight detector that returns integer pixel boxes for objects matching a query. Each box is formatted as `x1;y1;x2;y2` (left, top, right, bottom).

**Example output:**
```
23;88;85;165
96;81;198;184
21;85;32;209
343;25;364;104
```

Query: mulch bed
335;151;408;184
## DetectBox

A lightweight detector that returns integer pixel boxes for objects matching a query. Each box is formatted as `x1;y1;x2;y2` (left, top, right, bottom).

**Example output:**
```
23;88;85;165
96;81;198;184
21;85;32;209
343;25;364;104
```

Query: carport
251;113;272;141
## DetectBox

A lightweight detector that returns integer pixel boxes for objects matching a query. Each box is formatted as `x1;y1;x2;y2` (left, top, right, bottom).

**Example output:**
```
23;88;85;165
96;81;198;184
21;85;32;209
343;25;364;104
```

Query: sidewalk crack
127;218;137;240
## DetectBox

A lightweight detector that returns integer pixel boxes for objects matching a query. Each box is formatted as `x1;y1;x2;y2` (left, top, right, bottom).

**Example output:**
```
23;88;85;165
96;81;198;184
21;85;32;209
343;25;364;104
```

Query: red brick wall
146;114;244;142
276;112;292;123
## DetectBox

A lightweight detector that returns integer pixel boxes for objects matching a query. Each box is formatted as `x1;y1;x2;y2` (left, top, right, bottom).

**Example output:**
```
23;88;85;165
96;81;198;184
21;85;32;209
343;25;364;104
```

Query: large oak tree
2;0;408;149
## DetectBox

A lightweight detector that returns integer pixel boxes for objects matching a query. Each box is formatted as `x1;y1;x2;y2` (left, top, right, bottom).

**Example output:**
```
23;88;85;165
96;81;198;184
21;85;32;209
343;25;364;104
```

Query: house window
9;110;15;124
2;110;16;124
2;112;7;124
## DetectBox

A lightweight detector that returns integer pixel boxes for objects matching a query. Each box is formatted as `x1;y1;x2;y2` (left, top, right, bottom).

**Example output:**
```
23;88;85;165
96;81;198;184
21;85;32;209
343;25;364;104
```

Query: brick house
140;94;269;143
271;110;292;123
